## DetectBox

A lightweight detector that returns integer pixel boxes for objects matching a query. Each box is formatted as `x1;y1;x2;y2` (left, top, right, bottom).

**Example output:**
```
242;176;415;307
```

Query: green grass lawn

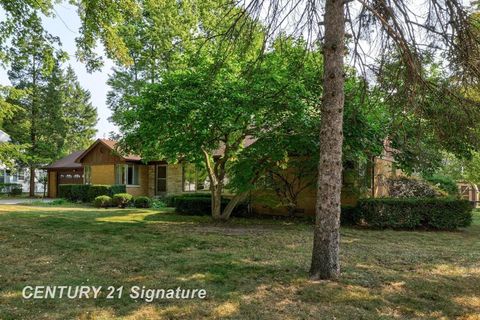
0;205;479;320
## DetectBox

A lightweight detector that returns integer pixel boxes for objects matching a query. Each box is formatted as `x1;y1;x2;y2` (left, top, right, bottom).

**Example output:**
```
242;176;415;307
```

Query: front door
156;165;167;195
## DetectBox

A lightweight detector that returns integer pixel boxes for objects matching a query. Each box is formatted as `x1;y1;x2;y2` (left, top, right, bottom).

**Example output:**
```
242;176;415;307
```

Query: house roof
0;129;10;143
46;136;256;169
43;150;85;169
213;136;257;157
75;138;142;163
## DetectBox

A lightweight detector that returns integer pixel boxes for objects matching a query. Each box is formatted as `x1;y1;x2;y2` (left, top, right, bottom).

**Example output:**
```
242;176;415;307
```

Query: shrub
112;193;133;208
424;174;459;196
161;193;211;207
174;195;248;216
110;184;127;196
356;198;473;230
175;197;212;215
134;196;153;208
71;185;90;202
93;195;112;208
340;205;358;226
88;185;113;202
8;186;22;196
387;176;446;198
0;183;22;194
58;185;73;200
58;184;127;202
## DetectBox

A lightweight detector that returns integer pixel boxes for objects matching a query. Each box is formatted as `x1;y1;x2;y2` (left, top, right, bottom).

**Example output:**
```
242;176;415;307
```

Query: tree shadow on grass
1;207;479;319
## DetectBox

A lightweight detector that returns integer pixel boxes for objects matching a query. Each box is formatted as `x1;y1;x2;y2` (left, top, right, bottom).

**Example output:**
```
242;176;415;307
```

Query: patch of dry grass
0;204;479;319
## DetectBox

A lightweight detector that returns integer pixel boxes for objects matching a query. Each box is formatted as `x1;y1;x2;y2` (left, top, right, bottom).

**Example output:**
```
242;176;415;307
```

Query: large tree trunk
309;0;345;280
29;166;35;197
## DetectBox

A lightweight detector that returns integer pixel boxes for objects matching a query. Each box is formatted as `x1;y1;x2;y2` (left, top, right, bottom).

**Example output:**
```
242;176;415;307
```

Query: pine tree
4;13;97;195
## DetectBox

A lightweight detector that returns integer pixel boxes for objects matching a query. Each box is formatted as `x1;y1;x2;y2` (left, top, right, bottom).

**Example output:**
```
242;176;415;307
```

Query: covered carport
43;150;85;198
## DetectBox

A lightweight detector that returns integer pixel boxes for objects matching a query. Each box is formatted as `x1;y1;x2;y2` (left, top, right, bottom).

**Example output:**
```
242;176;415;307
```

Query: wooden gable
80;143;124;165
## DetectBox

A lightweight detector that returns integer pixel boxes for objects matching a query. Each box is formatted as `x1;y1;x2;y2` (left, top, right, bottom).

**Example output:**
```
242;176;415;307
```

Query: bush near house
161;193;211;207
0;183;22;195
424;174;459;196
134;196;153;208
58;184;126;202
174;195;249;216
112;193;133;208
9;186;22;196
93;195;113;208
386;176;446;198
356;198;473;230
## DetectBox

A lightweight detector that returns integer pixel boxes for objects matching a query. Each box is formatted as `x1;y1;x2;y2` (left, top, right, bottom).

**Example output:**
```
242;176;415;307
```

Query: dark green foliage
112;193;133;208
134;196;153;208
110;184;127;195
58;184;126;202
340;206;358;226
68;185;90;202
8;186;22;196
0;183;22;194
162;193;211;207
356;198;473;230
93;195;112;208
424;174;459;196
87;185;111;201
174;195;248;216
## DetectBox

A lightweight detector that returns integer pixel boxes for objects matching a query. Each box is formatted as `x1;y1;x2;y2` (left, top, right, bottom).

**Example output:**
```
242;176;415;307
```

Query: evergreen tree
3;13;97;195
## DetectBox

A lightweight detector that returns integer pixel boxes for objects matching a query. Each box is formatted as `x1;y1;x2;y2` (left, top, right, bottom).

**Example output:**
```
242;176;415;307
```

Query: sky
0;3;117;138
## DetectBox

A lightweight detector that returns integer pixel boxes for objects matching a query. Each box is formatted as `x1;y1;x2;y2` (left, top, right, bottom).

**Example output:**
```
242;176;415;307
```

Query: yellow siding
166;164;183;195
90;165;115;185
126;165;149;196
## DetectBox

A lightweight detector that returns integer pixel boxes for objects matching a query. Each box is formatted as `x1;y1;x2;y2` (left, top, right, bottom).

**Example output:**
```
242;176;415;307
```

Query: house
45;138;402;215
45;139;190;198
0;129;46;194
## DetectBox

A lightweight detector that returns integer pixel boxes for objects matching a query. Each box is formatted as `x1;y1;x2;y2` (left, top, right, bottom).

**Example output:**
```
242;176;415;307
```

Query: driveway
0;198;53;205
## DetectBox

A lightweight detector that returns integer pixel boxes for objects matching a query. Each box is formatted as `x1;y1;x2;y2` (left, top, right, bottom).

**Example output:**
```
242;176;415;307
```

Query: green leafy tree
116;38;322;219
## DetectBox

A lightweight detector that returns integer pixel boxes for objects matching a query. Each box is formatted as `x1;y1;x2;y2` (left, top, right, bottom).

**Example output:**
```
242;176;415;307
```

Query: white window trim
116;164;141;186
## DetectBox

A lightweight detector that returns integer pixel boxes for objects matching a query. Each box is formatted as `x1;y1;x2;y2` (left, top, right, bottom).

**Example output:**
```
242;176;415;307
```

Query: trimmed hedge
356;198;473;230
0;183;22;194
93;195;113;208
112;193;133;208
58;184;126;202
134;196;152;208
174;195;248;216
162;193;211;207
9;186;22;196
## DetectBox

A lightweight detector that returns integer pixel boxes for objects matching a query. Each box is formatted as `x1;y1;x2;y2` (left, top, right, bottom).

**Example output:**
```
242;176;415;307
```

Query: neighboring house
0;129;46;194
45;138;403;215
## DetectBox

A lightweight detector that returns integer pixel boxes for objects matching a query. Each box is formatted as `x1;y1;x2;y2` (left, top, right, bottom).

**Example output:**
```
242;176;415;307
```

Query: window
156;165;167;193
84;165;92;184
115;164;140;186
18;169;25;181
